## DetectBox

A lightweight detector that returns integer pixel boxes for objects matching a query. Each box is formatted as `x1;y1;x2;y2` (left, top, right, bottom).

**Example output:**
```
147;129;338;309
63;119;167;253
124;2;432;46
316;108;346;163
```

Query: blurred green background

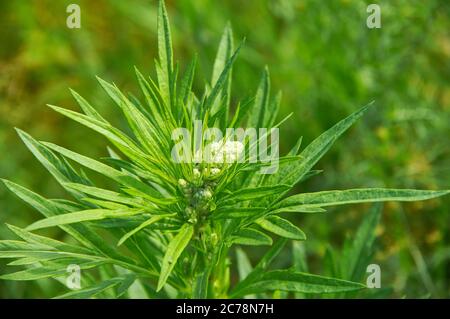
0;0;449;298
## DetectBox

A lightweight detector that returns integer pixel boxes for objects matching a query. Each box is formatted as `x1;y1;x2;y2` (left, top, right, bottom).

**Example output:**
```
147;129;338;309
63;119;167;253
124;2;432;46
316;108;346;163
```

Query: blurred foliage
0;0;448;298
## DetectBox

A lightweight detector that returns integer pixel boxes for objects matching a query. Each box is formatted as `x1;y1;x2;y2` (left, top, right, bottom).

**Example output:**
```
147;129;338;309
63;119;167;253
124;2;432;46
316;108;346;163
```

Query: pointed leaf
256;216;306;240
157;224;194;291
118;215;170;246
26;209;142;231
247;67;270;129
157;0;174;107
231;270;365;297
231;228;272;246
276;188;450;210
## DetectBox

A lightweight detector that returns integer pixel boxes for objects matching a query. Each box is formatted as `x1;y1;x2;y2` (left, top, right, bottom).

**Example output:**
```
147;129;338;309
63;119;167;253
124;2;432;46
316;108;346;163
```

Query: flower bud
185;206;194;217
210;232;218;246
202;189;213;200
193;168;201;179
178;178;188;188
210;167;221;176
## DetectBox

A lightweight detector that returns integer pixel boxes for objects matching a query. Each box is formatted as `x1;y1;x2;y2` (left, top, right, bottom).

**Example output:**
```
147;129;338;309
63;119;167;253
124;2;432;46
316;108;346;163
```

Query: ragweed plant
1;1;448;299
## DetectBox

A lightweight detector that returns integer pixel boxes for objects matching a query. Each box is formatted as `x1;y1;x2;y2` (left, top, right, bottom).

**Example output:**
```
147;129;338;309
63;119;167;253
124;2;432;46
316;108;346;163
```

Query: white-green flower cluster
197;141;244;164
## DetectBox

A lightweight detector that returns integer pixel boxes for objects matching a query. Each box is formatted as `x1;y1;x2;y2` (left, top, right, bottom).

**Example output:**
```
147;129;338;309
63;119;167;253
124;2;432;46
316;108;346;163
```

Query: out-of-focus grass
0;0;448;298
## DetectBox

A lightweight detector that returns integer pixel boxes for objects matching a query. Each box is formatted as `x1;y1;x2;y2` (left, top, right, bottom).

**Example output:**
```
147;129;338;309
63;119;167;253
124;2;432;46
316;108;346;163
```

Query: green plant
0;1;448;298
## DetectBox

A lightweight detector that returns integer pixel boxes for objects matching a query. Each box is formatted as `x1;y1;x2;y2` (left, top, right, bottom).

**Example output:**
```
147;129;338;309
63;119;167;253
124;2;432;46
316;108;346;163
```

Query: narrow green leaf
6;224;91;255
70;89;106;122
7;257;48;266
205;42;242;113
225;185;290;202
236;247;256;298
54;277;122;299
47;104;140;153
256;216;306;240
324;246;339;278
247;66;270;129
0;240;46;252
157;0;174;107
0;261;102;281
81;198;128;210
292;241;308;273
230;239;288;296
232;270;365;297
179;55;197;105
288;136;303;156
0;267;68;281
118;215;169;246
42;142;159;197
64;183;145;207
157;224;194;291
26;209;142;231
276;188;450;210
1;180;96;250
211;23;234;126
192;268;211;299
15;129;87;198
236;247;253;281
343;204;382;281
116;275;138;298
266;91;282;128
212;207;264;219
272;206;326;214
263;103;374;206
2;180;141;264
231;228;272;246
135;67;165;123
